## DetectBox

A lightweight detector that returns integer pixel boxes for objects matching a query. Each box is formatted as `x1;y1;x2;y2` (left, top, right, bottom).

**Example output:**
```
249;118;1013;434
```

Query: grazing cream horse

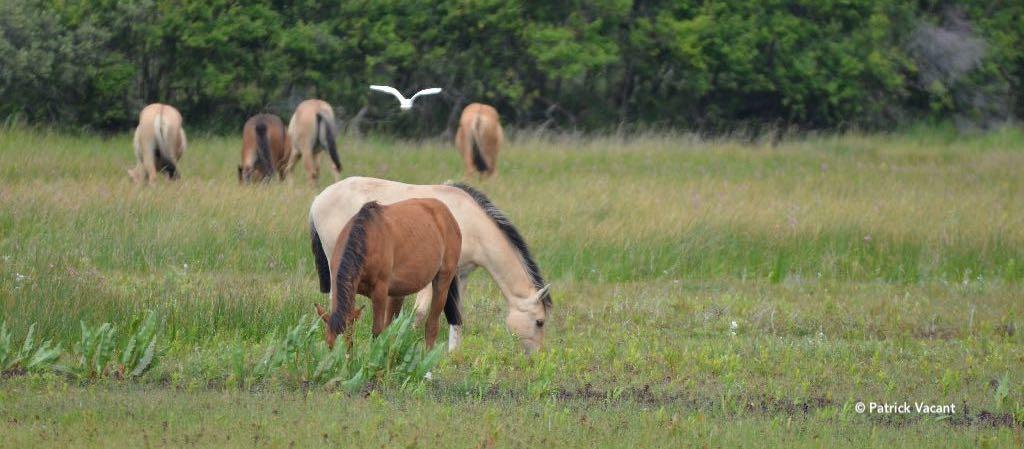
309;177;551;354
128;103;187;184
455;103;503;179
286;99;342;185
238;113;290;183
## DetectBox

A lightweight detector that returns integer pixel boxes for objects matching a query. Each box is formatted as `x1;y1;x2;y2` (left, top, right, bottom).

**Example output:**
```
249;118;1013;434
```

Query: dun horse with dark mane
456;103;503;179
313;199;462;349
286;99;342;185
128;103;187;185
238;114;289;183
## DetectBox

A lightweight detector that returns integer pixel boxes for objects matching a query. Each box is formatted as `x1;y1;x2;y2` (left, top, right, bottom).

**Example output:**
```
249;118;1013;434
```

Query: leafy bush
2;1;1021;132
118;311;161;378
0;322;63;375
72;311;162;380
238;311;444;393
73;322;117;379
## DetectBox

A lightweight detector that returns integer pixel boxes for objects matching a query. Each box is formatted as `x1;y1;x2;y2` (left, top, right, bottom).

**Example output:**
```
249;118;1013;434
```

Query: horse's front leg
413;287;432;324
387;296;405;326
370;284;390;337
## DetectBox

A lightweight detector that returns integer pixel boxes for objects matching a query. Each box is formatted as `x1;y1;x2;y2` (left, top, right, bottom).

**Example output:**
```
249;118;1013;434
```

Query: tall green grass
1;124;1022;446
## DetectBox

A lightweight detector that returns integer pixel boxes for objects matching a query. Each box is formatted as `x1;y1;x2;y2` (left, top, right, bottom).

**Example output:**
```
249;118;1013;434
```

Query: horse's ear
314;303;328;322
534;284;551;300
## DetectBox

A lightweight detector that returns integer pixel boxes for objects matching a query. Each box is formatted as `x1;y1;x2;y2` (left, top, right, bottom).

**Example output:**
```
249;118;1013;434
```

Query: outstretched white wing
370;85;408;102
410;87;442;102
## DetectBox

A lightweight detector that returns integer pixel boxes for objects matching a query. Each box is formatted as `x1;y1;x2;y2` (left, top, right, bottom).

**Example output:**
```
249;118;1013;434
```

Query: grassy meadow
1;124;1022;447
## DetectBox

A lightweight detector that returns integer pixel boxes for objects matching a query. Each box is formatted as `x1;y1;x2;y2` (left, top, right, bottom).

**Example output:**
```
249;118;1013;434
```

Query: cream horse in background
455;103;503;179
309;177;551;354
286;99;342;186
128;103;187;185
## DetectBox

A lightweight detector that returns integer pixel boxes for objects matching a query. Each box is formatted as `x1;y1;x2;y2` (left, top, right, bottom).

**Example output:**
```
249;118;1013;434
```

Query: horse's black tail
443;275;462;326
254;121;275;179
470;117;489;173
316;112;342;173
310;221;331;294
154;149;179;180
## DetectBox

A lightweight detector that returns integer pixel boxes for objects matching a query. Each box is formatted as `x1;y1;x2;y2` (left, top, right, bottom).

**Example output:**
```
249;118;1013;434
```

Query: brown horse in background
286;99;342;186
314;199;462;350
455;103;503;179
238;114;289;183
128;103;187;185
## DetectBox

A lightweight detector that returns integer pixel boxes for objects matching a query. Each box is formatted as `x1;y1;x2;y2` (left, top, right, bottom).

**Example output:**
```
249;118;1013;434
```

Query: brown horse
286;99;342;186
238;114;290;183
314;199;462;350
455;103;503;179
128;103;187;185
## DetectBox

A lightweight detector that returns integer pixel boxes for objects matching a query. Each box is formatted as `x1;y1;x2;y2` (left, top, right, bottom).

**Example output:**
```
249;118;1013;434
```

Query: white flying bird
369;85;442;110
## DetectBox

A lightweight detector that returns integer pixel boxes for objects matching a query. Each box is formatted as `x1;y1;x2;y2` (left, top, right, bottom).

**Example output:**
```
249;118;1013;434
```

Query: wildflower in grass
730;320;738;336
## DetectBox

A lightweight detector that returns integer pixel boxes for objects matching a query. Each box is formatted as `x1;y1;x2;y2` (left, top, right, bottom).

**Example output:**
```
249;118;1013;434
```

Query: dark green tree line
1;0;1020;134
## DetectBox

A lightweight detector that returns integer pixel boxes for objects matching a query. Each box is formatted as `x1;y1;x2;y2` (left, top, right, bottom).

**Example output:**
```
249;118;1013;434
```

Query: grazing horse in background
128;103;187;185
314;200;462;350
238;114;290;183
455;103;503;179
309;177;551;354
286;99;342;185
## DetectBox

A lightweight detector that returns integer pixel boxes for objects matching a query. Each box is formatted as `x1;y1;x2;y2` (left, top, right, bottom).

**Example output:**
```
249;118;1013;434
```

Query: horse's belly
387;252;444;296
387;275;434;297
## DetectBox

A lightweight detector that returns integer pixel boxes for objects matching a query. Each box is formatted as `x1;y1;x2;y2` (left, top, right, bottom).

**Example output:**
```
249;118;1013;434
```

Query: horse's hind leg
283;142;301;185
304;150;320;187
455;126;474;179
143;148;159;185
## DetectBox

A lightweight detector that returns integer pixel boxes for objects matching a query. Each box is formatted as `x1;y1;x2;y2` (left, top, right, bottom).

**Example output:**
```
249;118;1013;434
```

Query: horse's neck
476;235;537;308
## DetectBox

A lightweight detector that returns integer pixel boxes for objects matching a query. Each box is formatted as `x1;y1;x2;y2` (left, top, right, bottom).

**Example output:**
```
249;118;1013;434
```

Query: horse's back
135;103;185;161
458;103;502;176
377;198;462;293
311;177;484;266
289;99;333;137
460;103;493;123
243;113;288;165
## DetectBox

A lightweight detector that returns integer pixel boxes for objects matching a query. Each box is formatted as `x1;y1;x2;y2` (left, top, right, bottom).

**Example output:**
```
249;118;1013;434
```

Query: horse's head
506;285;550;355
238;164;270;184
315;303;362;349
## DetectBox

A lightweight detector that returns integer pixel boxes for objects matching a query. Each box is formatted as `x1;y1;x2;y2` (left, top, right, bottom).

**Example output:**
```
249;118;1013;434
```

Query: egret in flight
370;85;442;111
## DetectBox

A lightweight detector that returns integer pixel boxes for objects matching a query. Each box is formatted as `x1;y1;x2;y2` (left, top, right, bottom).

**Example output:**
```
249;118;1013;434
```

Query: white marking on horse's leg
413;287;431;323
448;324;463;352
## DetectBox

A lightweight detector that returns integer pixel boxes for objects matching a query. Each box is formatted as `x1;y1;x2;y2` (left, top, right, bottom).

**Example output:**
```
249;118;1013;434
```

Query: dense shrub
0;0;1020;133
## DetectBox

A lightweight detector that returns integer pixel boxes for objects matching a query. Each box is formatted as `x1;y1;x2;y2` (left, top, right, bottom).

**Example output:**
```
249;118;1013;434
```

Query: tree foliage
0;0;1020;134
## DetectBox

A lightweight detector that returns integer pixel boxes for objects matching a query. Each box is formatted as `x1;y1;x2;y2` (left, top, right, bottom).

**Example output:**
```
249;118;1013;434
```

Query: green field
1;125;1022;447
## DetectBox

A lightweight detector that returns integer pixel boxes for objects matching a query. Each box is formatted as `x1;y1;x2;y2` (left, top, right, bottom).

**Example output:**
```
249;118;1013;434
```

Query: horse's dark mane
449;183;552;310
330;201;382;334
